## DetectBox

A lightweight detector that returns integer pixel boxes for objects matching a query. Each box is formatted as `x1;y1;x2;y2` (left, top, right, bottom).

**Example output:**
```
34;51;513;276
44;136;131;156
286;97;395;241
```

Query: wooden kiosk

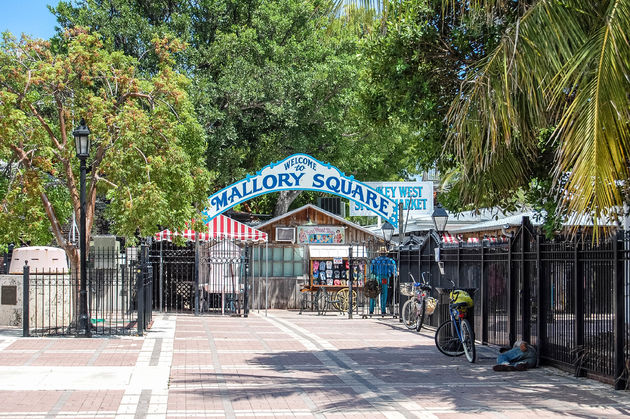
256;204;382;312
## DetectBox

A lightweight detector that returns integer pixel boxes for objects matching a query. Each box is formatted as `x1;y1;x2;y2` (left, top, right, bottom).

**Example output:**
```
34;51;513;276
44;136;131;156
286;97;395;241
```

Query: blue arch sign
203;154;399;228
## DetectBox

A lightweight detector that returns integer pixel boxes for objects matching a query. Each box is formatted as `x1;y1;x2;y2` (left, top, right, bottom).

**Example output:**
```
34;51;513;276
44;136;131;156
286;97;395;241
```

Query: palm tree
446;0;630;233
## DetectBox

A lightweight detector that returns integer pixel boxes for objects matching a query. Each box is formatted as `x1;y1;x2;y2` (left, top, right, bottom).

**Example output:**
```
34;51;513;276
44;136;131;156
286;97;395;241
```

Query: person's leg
515;350;537;369
380;283;388;314
369;297;375;314
497;347;526;365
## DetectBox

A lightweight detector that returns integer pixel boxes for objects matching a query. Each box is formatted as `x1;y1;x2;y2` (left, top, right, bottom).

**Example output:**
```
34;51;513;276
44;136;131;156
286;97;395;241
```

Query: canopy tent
441;232;459;244
153;214;270;316
154;214;268;242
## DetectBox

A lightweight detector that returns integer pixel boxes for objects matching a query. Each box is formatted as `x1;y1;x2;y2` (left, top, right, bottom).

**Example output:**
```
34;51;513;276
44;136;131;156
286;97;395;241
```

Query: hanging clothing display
368;256;396;315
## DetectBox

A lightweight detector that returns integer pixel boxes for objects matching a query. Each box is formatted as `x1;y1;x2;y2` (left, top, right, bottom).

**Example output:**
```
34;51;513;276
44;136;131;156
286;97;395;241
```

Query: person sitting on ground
493;340;537;371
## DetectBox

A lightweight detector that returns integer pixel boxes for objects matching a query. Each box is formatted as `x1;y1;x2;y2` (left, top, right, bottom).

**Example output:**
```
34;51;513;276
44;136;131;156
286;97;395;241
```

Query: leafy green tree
350;0;515;194
445;0;630;234
0;29;210;269
52;0;425;217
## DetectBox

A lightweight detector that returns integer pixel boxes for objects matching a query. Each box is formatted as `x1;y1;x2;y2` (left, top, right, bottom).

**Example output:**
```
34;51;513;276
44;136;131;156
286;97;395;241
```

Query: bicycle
401;273;433;331
313;287;357;315
434;282;476;363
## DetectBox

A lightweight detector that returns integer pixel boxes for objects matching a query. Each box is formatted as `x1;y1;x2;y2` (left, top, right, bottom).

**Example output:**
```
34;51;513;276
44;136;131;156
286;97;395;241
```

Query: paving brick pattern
0;310;629;418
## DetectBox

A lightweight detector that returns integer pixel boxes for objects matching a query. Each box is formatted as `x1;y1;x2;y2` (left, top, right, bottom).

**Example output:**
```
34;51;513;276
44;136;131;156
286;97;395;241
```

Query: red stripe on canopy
155;214;267;242
441;232;459;244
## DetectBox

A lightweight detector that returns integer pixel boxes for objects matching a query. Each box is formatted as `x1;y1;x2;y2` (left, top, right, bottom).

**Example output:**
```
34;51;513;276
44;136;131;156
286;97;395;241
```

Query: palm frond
446;0;630;234
550;0;630;230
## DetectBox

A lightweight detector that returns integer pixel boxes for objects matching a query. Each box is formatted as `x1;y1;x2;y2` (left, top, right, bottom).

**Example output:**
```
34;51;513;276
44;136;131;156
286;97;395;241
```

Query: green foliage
446;0;630;236
357;0;507;179
52;0;432;216
0;29;210;257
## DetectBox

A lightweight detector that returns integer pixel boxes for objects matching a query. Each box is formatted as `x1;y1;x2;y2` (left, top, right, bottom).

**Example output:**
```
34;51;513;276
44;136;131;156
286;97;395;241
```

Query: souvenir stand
255;204;383;311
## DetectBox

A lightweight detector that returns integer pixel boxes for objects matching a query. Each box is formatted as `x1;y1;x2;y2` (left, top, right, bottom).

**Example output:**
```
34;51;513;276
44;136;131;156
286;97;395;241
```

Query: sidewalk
0;310;628;418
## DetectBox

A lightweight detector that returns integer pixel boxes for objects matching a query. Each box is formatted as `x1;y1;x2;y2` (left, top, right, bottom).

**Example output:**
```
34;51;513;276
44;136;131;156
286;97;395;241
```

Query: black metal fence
399;218;630;389
21;243;153;336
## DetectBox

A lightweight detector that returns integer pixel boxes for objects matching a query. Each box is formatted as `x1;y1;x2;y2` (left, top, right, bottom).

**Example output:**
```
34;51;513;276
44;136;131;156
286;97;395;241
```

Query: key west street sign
203;154;399;228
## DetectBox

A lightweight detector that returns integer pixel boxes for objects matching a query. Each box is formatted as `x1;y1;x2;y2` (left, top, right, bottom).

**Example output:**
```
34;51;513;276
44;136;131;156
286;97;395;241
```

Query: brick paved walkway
0;310;629;418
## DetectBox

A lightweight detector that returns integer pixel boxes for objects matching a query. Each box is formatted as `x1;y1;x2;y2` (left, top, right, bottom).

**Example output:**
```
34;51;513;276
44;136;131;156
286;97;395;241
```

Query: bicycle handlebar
409;272;430;285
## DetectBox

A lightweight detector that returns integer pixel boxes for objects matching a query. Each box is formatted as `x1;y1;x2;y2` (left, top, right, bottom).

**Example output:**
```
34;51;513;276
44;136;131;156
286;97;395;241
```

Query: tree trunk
273;190;302;217
67;246;80;282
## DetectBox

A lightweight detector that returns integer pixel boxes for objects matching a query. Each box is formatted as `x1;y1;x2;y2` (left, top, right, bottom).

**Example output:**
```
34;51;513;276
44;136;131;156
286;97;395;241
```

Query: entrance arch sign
203;154;399;228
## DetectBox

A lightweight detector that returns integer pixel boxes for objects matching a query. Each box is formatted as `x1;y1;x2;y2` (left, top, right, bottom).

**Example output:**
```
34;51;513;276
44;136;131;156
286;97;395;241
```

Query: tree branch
132;145;151;182
117;92;153;108
28;103;63;150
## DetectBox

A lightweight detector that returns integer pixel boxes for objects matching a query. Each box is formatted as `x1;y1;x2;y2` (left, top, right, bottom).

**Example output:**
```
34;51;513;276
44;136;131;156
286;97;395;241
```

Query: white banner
349;181;433;217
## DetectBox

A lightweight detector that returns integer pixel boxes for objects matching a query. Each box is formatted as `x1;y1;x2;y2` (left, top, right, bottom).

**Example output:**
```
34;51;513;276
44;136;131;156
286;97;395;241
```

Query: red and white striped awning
155;214;267;242
441;232;459;244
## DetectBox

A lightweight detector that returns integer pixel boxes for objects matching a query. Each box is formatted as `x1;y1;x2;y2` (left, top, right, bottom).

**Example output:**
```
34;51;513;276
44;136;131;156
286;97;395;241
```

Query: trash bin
435;288;477;334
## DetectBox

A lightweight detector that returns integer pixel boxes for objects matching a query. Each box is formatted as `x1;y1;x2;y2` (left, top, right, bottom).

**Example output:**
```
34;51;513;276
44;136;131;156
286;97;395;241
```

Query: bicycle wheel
316;288;328;315
415;298;426;332
336;288;357;312
334;289;346;312
402;299;417;330
461;319;476;363
435;320;464;356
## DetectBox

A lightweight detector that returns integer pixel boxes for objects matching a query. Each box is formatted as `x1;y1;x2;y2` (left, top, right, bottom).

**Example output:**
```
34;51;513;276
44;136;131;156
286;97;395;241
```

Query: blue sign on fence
203;154;399;228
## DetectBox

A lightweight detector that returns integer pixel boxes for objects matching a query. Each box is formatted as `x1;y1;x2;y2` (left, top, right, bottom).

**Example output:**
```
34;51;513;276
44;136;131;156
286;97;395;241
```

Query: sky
0;0;59;40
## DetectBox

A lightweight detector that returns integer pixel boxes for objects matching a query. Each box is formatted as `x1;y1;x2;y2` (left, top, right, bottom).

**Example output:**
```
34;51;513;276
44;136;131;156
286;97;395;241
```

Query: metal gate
150;239;250;315
198;240;246;315
151;241;195;312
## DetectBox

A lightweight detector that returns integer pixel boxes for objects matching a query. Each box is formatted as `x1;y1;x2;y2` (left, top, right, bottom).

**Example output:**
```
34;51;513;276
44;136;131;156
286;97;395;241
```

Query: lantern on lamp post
431;204;449;234
381;221;395;250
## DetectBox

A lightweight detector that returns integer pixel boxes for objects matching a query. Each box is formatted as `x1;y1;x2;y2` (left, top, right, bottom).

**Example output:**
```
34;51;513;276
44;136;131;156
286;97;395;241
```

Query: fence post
244;244;249;318
574;236;585;376
146;263;153;328
522;217;531;343
536;234;546;355
613;232;626;389
480;241;488;344
457;244;461;287
508;234;516;346
194;237;199;316
22;261;29;337
159;240;164;312
348;245;353;319
136;248;144;336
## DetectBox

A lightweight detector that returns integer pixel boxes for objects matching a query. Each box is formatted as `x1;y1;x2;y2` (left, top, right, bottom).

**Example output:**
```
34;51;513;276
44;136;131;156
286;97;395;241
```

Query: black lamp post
73;118;91;337
381;221;395;250
432;204;449;234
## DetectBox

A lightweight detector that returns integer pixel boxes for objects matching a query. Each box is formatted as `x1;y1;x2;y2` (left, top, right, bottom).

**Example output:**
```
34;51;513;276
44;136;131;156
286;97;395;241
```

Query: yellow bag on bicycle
450;289;474;308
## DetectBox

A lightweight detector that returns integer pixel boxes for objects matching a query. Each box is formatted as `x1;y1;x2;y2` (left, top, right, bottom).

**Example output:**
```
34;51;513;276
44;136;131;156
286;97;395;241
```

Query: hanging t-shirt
370;256;396;285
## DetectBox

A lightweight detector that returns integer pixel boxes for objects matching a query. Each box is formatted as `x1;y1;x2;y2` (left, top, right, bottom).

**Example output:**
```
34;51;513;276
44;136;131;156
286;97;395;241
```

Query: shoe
493;364;515;372
514;363;528;371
